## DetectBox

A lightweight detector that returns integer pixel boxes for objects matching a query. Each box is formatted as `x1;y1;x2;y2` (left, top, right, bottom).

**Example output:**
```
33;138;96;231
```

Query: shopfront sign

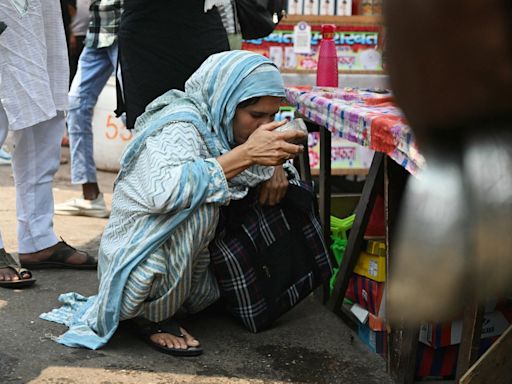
242;24;383;72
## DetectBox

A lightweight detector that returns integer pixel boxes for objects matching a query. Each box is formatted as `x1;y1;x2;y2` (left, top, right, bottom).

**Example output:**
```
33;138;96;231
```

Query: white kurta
0;0;69;130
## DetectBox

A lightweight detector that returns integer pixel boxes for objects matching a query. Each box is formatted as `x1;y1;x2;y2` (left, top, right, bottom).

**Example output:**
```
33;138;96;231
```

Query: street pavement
0;150;394;384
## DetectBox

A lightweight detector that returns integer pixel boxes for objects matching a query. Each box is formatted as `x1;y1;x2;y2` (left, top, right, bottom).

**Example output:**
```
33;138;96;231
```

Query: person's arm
216;120;306;180
68;32;77;54
129;121;305;213
258;165;289;206
129;123;231;212
67;1;77;18
215;144;253;180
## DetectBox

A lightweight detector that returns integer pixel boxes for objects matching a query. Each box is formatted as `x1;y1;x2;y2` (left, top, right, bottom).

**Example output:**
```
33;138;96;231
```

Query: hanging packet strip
293;22;312;54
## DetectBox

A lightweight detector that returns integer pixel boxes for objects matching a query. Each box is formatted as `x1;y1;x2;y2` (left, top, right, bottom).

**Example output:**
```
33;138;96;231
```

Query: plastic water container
92;76;133;172
316;24;339;87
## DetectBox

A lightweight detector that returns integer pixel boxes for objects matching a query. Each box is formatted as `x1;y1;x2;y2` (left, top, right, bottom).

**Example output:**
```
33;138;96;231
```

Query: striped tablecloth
285;86;425;175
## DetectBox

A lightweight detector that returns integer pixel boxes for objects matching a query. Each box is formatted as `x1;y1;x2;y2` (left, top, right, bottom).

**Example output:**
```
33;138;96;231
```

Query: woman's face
232;96;282;145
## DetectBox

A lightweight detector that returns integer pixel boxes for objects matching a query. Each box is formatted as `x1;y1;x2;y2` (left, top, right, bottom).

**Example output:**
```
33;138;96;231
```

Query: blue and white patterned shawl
40;51;286;349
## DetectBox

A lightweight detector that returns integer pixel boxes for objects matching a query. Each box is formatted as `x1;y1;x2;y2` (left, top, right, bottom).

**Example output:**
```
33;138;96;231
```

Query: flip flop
0;250;36;289
19;240;97;270
137;318;203;357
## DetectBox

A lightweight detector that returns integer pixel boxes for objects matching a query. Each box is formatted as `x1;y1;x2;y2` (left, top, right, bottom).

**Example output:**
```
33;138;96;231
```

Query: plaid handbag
209;180;332;333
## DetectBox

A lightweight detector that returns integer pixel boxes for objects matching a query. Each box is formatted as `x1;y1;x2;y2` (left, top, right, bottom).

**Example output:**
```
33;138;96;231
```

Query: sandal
19;240;97;270
0;249;36;289
137;318;203;357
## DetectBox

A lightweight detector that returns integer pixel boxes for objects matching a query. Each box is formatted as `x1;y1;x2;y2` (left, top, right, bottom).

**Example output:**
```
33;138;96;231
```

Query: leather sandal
19;240;97;270
0;249;36;288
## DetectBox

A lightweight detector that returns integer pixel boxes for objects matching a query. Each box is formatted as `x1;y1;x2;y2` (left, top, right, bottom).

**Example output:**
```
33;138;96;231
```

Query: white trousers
0;104;64;252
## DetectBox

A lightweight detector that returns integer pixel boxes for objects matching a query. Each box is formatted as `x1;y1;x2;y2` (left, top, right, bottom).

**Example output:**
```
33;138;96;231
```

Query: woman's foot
19;241;97;270
150;326;200;351
136;318;203;356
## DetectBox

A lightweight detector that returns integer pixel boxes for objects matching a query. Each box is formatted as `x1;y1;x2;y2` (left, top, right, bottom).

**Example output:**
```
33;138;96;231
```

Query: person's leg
13;114;63;252
115;205;219;354
0;104;8;253
0;248;34;286
67;43;118;199
55;43;118;217
0;103;25;283
13;113;94;267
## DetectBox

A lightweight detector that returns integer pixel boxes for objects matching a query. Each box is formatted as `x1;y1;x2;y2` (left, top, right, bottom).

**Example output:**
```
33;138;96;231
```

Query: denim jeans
67;42;118;184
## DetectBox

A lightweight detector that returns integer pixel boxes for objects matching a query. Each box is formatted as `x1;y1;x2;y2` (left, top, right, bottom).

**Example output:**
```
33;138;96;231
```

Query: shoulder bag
209;180;332;333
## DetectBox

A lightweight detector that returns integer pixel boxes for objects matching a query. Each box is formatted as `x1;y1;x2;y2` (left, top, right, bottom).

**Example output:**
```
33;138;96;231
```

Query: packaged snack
275;118;308;144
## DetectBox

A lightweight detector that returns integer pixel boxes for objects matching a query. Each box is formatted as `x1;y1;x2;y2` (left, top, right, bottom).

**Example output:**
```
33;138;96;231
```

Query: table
285;86;495;384
285;86;425;176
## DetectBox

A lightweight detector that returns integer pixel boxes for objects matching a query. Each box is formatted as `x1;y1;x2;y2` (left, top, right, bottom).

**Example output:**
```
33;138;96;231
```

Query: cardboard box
358;322;387;356
364;193;385;237
366;240;385;256
351;304;387;356
345;274;385;316
350;303;386;330
419;307;512;349
415;343;458;379
354;250;386;282
415;337;498;379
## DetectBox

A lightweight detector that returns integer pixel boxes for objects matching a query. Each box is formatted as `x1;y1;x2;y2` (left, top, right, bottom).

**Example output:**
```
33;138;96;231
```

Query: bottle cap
321;24;336;39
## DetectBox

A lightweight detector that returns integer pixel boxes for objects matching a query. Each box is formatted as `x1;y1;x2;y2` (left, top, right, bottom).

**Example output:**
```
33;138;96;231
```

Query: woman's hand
217;120;306;180
259;165;288;206
243;120;306;166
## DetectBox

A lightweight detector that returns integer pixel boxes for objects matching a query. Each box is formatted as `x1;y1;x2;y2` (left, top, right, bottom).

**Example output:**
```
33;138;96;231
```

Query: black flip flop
19;240;97;270
138;318;203;357
0;250;36;289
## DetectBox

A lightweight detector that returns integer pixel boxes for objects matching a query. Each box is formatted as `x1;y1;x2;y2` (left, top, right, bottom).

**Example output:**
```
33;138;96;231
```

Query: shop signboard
242;24;383;72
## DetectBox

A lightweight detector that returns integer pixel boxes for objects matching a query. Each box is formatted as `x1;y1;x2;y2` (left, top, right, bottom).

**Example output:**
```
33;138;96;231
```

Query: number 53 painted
105;115;132;142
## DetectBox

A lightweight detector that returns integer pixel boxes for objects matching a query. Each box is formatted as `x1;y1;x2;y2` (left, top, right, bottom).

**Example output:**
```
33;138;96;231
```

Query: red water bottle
316;24;339;87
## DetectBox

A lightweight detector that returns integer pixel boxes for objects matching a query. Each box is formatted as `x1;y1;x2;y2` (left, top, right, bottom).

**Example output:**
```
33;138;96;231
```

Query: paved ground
0;149;394;384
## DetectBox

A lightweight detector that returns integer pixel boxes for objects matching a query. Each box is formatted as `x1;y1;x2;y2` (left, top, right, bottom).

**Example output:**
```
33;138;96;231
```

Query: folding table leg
385;156;417;384
460;325;512;384
456;302;484;381
326;152;385;314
